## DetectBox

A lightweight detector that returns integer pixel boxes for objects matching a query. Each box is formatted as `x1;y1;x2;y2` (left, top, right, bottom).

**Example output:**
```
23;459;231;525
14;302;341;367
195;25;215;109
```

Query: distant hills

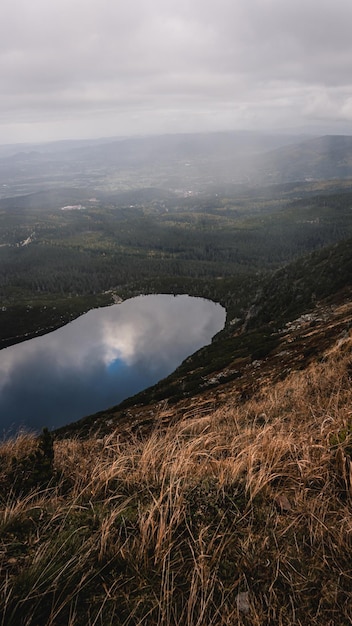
252;134;352;184
6;131;352;195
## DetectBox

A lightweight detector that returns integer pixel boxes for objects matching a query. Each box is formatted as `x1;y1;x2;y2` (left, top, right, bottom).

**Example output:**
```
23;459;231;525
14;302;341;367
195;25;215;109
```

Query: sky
1;0;352;144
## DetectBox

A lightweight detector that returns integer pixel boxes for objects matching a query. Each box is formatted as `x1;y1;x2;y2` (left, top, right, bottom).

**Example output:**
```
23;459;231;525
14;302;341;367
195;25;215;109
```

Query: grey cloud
1;0;352;141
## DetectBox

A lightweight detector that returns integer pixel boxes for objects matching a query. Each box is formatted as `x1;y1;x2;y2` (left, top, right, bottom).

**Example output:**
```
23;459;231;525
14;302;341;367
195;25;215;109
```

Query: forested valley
2;178;352;347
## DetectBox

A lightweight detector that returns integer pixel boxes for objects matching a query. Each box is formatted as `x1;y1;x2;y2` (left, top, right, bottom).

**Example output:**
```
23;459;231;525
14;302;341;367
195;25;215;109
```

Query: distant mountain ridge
0;130;310;195
253;134;352;183
2;131;352;193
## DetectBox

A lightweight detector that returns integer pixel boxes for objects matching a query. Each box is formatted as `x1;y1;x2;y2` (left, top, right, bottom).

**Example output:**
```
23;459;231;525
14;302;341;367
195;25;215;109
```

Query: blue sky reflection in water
0;295;225;435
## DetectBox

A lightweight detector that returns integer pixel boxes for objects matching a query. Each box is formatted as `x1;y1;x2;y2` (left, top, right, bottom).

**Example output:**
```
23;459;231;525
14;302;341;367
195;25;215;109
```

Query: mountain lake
0;294;226;435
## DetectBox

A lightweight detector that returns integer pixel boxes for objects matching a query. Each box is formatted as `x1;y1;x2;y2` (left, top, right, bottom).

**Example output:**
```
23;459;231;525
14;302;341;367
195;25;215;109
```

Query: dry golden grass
1;340;352;624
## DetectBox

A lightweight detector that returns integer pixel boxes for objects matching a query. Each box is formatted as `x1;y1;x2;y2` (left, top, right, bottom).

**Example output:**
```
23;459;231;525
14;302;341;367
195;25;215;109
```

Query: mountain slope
2;284;352;625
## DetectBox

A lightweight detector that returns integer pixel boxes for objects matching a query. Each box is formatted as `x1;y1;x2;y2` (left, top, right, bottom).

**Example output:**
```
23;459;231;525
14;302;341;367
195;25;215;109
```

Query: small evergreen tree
11;427;55;492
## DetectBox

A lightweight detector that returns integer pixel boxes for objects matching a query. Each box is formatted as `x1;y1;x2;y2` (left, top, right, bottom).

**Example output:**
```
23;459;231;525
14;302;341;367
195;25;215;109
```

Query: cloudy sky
1;0;352;144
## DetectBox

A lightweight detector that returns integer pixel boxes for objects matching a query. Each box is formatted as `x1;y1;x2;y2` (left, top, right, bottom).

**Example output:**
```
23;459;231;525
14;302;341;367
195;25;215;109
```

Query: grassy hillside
1;325;352;625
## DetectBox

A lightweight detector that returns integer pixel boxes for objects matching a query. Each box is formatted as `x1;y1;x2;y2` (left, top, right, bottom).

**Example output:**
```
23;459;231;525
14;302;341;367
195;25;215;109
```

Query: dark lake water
0;294;225;435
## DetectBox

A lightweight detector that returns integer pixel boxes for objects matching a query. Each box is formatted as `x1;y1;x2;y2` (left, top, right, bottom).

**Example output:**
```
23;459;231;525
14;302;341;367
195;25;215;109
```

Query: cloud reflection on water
0;295;225;435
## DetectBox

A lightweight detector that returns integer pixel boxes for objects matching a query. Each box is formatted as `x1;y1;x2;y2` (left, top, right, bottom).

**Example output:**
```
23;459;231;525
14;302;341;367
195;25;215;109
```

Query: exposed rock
236;591;250;614
273;493;292;512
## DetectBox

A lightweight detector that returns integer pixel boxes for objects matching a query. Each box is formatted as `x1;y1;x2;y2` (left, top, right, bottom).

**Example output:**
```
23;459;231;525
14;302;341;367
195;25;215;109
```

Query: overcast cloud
1;0;352;143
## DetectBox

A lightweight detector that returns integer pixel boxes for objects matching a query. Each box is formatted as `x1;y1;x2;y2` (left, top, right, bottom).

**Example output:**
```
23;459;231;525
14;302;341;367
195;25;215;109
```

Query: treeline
247;235;352;329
